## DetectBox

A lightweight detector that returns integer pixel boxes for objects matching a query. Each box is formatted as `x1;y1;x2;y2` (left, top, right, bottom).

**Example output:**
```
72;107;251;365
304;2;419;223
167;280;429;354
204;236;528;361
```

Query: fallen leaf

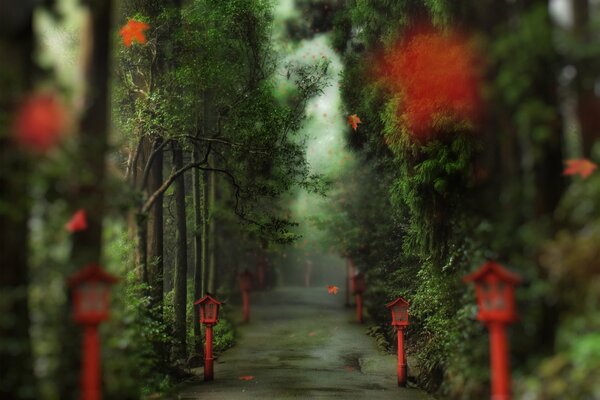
563;159;597;179
120;19;150;47
12;92;67;153
327;285;339;295
348;114;361;131
344;366;355;372
66;209;88;233
239;375;254;381
308;331;317;337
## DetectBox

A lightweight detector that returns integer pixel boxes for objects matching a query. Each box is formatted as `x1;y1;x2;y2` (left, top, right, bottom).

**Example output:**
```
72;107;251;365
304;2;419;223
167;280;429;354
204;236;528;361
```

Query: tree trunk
56;1;113;398
207;165;217;293
0;3;37;398
173;142;188;360
571;0;600;156
202;169;209;294
192;147;205;357
147;138;164;311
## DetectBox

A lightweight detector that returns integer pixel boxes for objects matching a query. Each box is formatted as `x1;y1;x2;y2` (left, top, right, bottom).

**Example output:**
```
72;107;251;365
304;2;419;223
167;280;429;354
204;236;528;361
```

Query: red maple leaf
327;285;339;295
239;375;254;381
348;114;361;131
66;209;88;233
377;26;482;140
563;159;597;179
12;93;67;153
120;20;150;47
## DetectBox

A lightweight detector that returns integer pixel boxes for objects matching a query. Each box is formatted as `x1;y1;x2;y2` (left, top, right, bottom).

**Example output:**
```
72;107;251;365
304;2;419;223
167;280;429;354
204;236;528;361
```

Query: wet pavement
175;286;430;399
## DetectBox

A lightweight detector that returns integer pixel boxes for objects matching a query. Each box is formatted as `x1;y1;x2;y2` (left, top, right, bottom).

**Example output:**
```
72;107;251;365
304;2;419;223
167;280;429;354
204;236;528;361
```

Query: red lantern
195;294;222;326
194;294;222;381
238;270;253;323
351;272;366;323
386;297;409;327
463;260;520;324
386;297;410;387
464;261;521;400
351;272;366;294
238;269;253;292
68;263;118;325
68;263;118;400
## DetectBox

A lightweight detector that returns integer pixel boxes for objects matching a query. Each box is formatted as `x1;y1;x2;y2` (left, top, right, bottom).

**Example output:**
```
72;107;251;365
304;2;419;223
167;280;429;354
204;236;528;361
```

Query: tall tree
172;141;188;360
0;2;37;398
55;0;114;397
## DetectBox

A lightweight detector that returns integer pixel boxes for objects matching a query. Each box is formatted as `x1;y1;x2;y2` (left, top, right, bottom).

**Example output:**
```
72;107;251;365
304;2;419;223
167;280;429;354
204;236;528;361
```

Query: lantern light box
463;260;521;323
194;294;222;325
386;297;410;327
68;263;118;325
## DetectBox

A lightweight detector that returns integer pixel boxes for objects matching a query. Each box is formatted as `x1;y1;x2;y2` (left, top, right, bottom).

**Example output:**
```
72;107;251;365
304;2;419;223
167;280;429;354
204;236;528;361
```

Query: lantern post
352;272;366;323
256;251;266;290
345;258;355;307
67;263;118;400
386;297;410;386
194;294;222;381
463;261;521;400
238;269;253;323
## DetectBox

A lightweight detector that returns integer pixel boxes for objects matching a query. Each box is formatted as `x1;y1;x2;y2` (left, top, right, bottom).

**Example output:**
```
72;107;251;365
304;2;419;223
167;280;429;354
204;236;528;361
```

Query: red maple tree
377;27;482;141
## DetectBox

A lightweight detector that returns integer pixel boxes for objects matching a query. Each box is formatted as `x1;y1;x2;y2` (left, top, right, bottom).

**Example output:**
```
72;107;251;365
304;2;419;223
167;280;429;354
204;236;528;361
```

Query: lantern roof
386;296;409;309
194;294;222;306
463;260;521;284
68;263;118;288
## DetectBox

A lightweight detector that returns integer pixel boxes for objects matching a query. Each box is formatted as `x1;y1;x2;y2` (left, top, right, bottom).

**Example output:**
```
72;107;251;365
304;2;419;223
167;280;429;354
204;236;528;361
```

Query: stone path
176;286;430;399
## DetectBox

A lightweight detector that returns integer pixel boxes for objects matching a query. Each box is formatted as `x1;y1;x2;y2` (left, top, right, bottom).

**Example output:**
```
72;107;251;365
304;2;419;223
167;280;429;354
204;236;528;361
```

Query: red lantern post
68;263;118;400
464;261;521;400
386;297;410;386
256;251;267;290
352;272;366;323
238;269;253;323
194;294;222;381
345;258;355;307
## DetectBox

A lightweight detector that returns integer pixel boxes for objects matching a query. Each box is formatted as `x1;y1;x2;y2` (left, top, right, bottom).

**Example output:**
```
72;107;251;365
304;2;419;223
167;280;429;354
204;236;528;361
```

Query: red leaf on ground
563;159;597;179
120;19;150;47
347;114;361;131
327;285;339;295
344;366;355;372
239;375;254;381
66;209;88;233
12;93;67;153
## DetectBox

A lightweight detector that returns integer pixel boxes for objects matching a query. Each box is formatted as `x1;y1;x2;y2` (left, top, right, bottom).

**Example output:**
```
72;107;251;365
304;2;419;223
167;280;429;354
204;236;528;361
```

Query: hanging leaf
66;209;88;233
563;159;597;179
347;114;361;131
327;285;339;295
